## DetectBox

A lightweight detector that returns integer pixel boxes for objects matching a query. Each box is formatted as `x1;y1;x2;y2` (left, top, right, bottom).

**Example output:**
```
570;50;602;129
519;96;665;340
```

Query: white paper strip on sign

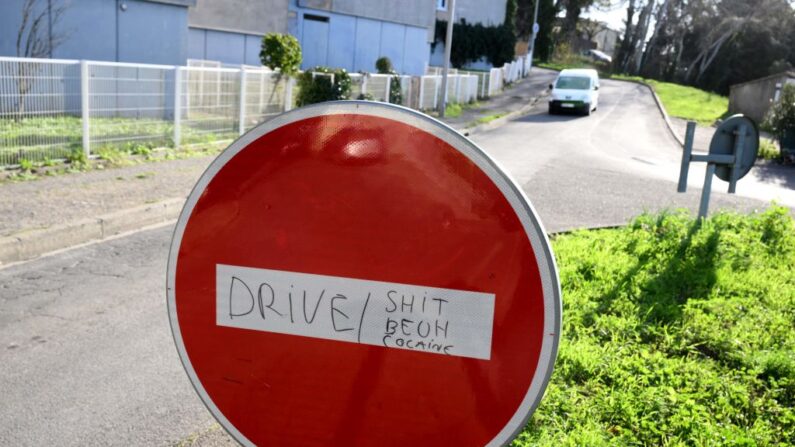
216;264;496;360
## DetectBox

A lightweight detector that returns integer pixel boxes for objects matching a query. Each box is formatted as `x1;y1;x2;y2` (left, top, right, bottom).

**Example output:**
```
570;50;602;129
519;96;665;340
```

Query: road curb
462;90;550;136
0;197;185;267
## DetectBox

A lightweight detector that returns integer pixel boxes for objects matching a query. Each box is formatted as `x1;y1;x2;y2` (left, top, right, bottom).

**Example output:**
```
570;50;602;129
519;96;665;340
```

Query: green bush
762;84;795;139
295;66;352;106
375;57;393;74
259;33;302;76
374;57;403;105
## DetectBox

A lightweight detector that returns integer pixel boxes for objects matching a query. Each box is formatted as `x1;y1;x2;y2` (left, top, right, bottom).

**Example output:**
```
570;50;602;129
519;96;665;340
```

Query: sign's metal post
728;124;746;194
698;163;716;219
677;121;696;192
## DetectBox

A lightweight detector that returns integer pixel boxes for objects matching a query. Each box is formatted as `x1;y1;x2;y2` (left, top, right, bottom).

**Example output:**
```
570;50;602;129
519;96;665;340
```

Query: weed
758;138;781;160
66;148;88;169
96;146;126;166
476;113;505;125
445;103;463;118
18;158;34;171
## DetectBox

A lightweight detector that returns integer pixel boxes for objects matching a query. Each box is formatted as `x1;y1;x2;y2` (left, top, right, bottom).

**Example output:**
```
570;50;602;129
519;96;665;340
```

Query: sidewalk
0;69;553;265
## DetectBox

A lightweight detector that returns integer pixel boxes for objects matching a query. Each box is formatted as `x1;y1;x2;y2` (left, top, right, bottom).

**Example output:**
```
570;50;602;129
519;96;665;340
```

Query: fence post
418;76;425;110
433;77;440;110
80;60;90;158
174;67;182;148
284;76;294;112
384;76;391;103
238;66;247;135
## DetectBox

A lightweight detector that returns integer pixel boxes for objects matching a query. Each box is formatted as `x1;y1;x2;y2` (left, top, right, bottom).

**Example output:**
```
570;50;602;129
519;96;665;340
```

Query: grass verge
515;207;795;445
611;75;728;126
473;113;506;126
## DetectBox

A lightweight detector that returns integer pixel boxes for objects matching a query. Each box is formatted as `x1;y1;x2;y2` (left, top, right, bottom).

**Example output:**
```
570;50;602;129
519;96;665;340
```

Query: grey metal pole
526;0;541;73
438;0;455;117
699;164;716;219
728;124;746;194
677;121;696;193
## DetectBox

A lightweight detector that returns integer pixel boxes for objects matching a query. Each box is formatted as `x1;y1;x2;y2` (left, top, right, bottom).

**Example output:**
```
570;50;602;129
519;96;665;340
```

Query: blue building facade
0;0;433;75
187;28;264;66
287;2;431;75
0;0;191;65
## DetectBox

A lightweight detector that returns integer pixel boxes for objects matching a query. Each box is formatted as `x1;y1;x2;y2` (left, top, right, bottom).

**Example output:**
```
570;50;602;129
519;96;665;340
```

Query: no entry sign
167;101;561;446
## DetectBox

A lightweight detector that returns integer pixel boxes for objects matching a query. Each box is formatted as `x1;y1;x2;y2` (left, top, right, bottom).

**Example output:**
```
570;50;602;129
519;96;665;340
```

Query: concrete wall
0;0;189;65
188;0;288;35
729;72;795;124
289;0;431;75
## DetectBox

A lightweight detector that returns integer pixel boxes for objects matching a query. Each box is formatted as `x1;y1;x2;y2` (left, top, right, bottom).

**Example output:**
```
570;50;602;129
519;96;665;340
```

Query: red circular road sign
167;101;561;446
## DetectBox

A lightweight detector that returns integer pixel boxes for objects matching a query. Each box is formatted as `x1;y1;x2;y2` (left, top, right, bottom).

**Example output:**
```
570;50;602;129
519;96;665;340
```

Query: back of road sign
709;114;758;182
167;101;561;447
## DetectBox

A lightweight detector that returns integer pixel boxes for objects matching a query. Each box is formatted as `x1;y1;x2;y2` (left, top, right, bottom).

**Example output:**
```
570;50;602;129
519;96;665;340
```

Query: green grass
514;207;795;445
476;113;506;125
0;115;234;166
611;75;729;126
537;59;596;72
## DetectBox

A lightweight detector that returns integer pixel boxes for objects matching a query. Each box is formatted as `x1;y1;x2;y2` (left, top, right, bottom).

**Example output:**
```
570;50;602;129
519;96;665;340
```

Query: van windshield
555;76;591;90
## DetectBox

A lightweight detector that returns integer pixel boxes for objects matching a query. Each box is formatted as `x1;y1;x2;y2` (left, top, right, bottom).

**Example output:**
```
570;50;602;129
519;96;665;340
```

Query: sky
583;3;630;31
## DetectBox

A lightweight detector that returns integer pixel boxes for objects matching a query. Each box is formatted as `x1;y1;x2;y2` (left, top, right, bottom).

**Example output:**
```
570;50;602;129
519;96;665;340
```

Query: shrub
295;66;352;106
374;57;403;105
375;57;393;74
260;33;302;77
762;84;795;139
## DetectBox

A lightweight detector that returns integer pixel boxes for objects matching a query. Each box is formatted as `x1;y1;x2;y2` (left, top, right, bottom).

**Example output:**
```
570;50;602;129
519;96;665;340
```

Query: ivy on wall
295;66;352;106
433;19;517;68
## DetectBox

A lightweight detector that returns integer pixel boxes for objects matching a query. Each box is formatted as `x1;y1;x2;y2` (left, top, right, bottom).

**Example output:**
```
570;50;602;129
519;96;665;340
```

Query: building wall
595;28;619;56
0;0;190;65
187;28;264;65
188;0;288;35
289;0;432;75
298;0;435;29
729;72;795;124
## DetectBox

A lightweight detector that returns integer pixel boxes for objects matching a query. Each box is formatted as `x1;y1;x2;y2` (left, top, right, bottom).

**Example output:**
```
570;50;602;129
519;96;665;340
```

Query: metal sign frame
677;114;758;218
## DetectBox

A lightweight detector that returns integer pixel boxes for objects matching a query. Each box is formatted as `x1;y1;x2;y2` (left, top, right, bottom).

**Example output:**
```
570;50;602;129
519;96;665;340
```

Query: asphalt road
470;76;788;232
1;74;792;446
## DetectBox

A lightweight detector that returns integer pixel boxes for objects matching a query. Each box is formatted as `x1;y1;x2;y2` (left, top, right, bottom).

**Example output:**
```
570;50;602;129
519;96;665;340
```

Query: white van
548;69;600;116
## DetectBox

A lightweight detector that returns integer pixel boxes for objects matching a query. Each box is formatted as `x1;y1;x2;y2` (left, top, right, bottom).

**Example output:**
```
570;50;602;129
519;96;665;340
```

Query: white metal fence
0;57;291;166
1;55;531;167
0;57;82;165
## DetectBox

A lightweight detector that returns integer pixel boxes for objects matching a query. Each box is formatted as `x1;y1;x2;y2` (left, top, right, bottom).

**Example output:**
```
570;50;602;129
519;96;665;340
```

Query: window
555;77;591;90
437;0;447;11
304;14;329;22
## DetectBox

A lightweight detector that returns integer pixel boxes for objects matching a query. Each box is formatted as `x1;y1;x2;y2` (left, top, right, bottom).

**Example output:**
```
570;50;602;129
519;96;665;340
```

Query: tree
516;0;559;62
15;0;69;119
260;33;302;77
